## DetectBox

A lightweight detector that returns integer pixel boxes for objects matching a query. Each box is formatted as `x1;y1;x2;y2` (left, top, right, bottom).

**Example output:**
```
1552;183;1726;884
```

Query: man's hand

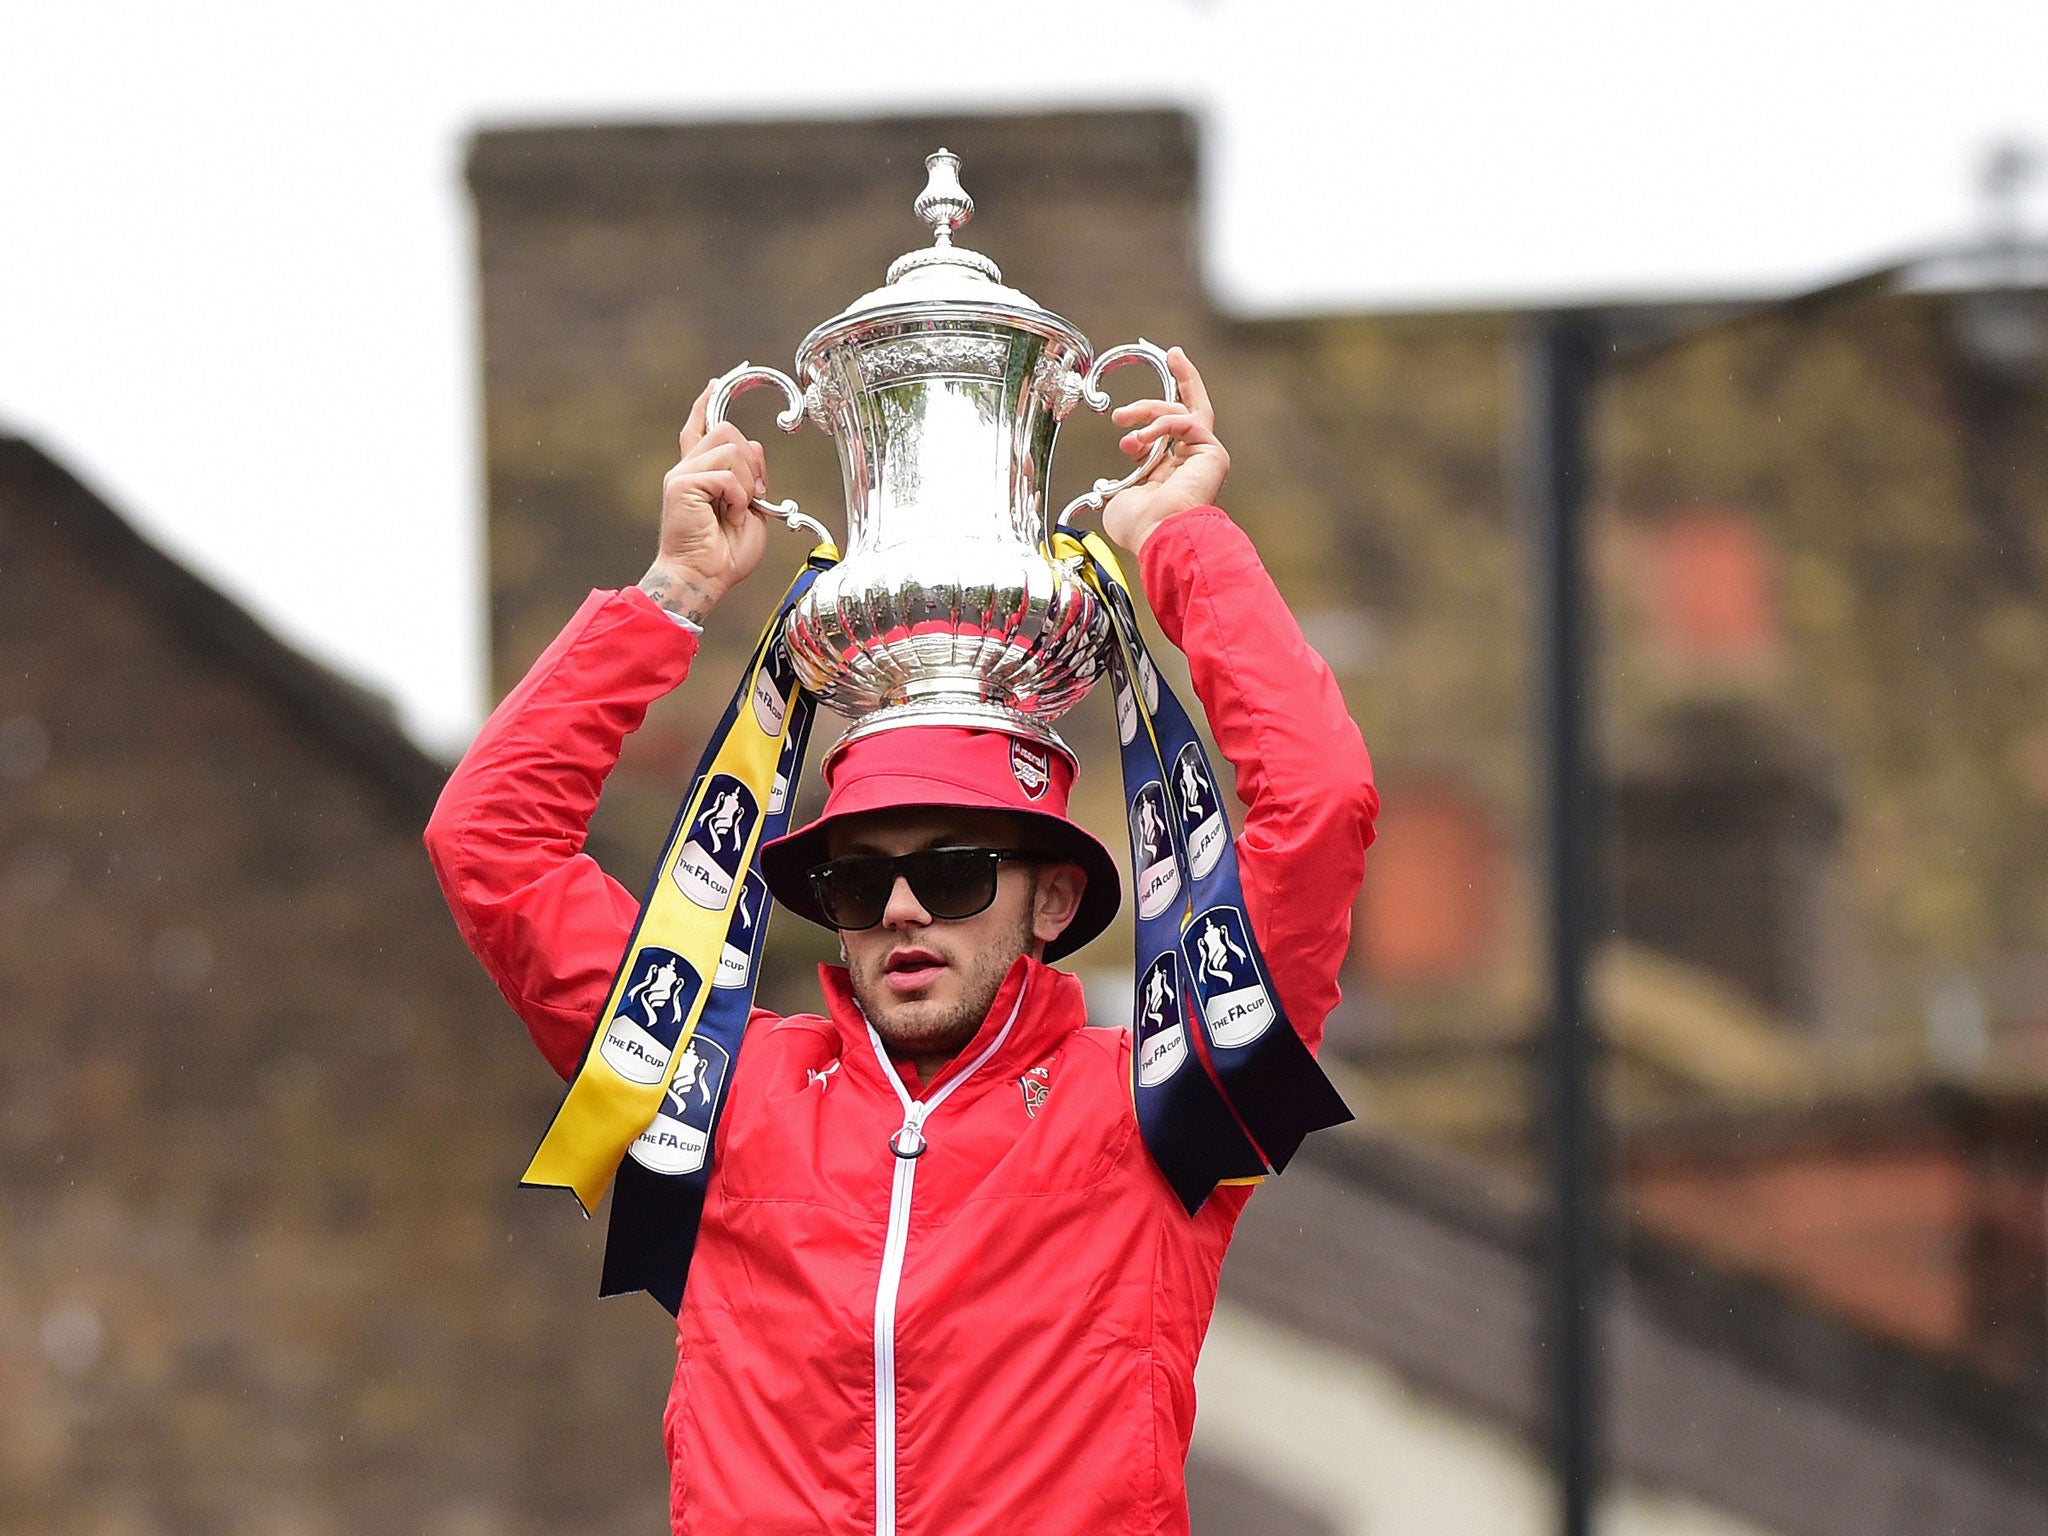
639;381;772;626
1100;347;1229;555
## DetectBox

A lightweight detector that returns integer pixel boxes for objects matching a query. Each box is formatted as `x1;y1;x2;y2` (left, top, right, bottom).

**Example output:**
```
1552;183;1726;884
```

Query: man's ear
1030;862;1087;946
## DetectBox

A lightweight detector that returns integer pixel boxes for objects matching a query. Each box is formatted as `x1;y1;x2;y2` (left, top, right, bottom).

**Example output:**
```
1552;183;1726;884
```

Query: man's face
824;807;1082;1064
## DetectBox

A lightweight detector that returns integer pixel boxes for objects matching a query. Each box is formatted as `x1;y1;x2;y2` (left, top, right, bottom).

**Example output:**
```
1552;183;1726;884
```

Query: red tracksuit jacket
425;507;1377;1536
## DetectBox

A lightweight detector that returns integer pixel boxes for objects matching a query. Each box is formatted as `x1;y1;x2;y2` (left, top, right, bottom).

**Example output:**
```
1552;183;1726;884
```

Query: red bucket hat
758;725;1122;963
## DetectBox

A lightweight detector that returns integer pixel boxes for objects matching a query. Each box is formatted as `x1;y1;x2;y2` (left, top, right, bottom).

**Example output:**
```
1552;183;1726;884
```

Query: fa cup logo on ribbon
1135;953;1189;1087
1173;743;1226;879
601;947;703;1085
630;1037;732;1177
673;775;760;910
1129;782;1181;920
1185;907;1275;1049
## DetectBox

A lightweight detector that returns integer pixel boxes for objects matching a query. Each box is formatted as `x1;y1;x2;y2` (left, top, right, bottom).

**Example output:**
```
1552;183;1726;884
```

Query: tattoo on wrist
639;566;718;626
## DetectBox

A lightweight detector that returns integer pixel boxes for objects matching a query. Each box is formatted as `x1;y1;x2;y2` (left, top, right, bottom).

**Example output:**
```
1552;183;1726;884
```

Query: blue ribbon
1078;534;1353;1213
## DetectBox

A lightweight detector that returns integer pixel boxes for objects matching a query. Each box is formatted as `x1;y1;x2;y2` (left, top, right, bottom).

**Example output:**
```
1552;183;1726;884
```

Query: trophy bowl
703;149;1178;755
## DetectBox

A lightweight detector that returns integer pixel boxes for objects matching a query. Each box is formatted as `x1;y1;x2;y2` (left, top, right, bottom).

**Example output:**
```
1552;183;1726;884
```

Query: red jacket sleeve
1136;507;1378;1055
424;587;700;1079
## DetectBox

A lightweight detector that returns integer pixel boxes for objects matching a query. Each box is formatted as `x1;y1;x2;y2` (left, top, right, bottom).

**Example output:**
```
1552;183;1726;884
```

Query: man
425;349;1376;1536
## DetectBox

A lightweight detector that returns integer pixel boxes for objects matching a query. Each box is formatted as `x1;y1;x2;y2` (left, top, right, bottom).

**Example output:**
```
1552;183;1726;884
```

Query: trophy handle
706;362;834;544
1054;339;1180;529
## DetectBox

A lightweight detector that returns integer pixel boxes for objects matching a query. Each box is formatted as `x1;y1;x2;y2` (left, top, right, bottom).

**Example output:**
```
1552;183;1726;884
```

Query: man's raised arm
424;590;700;1078
1137;511;1376;1052
1103;349;1378;1055
424;383;774;1078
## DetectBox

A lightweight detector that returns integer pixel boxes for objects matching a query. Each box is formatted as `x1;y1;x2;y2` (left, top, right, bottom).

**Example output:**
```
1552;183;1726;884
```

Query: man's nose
881;874;931;929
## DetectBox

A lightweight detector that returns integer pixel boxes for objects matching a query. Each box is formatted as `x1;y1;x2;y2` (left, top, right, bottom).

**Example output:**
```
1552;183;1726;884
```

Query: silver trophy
704;149;1177;753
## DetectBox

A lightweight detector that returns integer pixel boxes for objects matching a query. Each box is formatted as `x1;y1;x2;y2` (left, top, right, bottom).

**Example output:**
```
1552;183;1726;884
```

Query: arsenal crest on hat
1011;740;1051;800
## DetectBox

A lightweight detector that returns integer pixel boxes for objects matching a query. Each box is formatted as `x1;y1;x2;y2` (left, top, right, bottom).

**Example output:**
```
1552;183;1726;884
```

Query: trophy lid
800;149;1085;355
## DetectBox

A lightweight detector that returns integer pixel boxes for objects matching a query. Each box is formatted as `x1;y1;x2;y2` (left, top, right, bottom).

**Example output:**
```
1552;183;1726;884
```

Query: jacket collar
817;954;1087;1100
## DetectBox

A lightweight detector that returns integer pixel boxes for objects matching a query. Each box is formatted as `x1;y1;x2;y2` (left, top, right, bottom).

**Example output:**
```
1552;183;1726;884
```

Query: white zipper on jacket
865;980;1027;1536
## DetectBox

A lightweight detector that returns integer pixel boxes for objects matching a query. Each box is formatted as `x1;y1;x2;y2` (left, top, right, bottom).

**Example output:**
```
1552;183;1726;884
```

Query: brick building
0;441;674;1535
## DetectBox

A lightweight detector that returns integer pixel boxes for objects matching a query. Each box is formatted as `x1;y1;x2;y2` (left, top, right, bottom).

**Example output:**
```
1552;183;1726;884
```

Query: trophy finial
887;149;1002;286
914;149;973;244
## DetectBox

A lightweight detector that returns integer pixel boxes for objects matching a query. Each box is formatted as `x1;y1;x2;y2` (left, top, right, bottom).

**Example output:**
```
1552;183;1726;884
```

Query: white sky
5;0;2046;754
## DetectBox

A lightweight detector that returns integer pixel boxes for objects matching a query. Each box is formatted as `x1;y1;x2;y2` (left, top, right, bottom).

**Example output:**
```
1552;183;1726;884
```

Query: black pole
1526;311;1604;1536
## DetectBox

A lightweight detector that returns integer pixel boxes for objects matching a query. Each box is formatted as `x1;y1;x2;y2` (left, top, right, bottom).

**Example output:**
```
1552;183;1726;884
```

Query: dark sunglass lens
905;848;1001;920
812;857;893;929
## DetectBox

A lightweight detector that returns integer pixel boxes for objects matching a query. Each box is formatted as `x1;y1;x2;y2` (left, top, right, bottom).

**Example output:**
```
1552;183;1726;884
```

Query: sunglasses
807;846;1044;930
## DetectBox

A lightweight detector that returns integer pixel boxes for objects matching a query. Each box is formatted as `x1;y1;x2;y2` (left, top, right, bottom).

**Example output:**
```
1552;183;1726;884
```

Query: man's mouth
883;947;946;993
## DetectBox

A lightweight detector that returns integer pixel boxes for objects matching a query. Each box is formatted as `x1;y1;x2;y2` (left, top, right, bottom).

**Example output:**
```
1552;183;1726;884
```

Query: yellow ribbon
523;550;834;1212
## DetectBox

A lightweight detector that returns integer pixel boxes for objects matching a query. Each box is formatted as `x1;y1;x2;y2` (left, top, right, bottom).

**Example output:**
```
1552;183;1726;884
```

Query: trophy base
831;697;1076;767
